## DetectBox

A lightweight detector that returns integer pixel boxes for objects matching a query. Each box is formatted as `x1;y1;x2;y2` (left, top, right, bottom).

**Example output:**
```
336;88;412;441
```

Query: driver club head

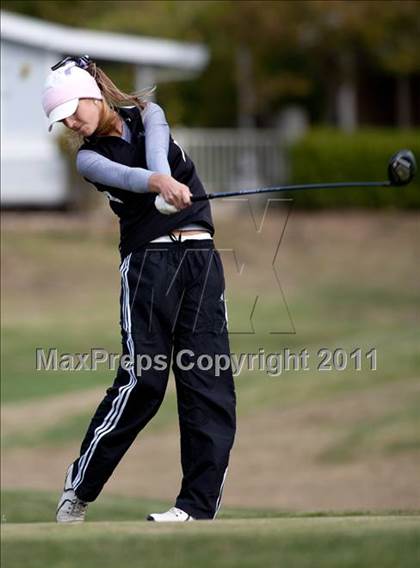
388;149;417;186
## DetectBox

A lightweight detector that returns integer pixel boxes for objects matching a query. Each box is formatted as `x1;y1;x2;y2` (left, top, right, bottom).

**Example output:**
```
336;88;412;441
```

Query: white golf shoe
147;506;195;522
56;464;88;523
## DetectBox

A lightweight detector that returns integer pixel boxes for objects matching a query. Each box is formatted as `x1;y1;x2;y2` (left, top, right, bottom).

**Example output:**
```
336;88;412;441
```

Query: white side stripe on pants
73;254;137;492
213;466;229;519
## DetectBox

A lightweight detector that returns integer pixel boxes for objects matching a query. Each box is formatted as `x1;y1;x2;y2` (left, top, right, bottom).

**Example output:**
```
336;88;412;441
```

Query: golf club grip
191;194;212;202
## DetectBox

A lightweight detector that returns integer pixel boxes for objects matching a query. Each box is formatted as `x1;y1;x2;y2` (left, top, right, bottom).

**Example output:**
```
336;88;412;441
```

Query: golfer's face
62;99;101;136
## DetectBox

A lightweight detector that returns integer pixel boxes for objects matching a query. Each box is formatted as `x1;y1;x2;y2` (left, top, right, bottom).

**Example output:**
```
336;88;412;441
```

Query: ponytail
86;62;155;112
84;62;155;137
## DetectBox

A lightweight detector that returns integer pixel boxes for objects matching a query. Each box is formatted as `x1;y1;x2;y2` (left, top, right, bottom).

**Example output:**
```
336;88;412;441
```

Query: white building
0;11;209;207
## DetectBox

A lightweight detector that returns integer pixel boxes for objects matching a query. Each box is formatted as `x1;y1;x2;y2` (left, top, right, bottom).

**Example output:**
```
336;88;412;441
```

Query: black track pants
71;239;236;519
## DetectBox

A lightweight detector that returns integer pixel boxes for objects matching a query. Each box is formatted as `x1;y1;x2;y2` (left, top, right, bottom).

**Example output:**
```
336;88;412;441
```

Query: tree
3;0;419;127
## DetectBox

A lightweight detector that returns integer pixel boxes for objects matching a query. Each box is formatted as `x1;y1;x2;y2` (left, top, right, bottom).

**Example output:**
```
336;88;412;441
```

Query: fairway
2;516;420;568
2;212;419;567
2;212;419;511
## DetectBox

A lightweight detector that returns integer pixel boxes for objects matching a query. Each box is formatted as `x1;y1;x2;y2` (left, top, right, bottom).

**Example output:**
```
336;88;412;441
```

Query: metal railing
172;128;286;193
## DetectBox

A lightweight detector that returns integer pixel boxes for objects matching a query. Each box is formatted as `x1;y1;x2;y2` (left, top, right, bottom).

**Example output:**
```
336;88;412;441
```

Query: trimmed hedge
287;129;420;208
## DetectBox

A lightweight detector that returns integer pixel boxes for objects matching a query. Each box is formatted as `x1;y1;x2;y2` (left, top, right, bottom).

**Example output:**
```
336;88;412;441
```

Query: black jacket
79;106;214;259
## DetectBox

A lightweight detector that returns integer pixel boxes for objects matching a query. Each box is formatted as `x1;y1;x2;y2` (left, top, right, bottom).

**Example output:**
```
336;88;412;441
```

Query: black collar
118;106;143;138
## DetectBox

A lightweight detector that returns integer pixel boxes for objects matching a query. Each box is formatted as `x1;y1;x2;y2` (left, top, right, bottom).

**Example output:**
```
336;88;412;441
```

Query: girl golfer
42;56;236;523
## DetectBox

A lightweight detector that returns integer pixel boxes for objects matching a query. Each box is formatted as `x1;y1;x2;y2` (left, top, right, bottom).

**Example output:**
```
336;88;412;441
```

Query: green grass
1;490;173;524
2;516;420;568
1;390;180;449
2;489;419;524
1;326;117;402
319;401;420;462
2;287;419;404
2;282;419;452
2;215;420;567
2;491;420;568
2;216;419;405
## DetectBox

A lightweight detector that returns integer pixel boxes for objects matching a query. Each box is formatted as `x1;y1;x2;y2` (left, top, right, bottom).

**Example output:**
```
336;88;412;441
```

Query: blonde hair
63;62;155;147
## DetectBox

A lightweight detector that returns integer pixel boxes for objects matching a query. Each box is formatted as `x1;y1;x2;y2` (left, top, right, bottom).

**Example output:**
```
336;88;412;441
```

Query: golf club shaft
191;180;392;202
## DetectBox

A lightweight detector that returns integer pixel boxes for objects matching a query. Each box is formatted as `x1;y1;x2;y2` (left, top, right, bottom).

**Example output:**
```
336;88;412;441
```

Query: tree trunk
235;45;256;128
336;52;357;132
396;75;411;128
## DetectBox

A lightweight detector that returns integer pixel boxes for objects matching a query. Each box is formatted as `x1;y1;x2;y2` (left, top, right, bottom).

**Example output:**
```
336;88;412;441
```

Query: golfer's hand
148;173;192;210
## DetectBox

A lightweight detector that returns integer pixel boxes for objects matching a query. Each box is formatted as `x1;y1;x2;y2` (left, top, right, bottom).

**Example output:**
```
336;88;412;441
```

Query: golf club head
388;149;417;186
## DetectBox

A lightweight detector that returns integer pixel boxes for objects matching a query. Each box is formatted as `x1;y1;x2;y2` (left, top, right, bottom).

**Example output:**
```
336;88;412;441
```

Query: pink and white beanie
42;63;103;131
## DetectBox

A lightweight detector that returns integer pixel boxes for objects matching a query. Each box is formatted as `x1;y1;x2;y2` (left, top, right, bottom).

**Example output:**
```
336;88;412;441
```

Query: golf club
190;149;417;203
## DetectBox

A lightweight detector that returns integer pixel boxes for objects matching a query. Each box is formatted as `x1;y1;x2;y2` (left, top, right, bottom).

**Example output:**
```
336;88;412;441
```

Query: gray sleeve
141;102;171;175
76;150;154;193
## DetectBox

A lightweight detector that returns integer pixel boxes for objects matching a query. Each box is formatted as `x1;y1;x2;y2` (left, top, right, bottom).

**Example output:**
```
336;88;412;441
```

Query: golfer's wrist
148;172;167;193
